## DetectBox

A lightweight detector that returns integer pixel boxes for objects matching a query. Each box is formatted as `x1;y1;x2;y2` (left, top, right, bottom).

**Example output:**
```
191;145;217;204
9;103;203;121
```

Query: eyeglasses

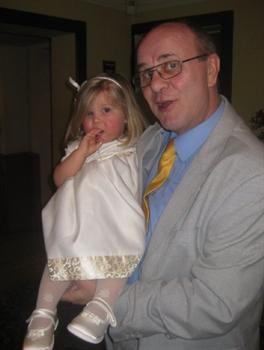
134;54;208;88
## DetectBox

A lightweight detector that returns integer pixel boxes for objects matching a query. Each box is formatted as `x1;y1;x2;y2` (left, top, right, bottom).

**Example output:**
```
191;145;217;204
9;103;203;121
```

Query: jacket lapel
144;99;240;257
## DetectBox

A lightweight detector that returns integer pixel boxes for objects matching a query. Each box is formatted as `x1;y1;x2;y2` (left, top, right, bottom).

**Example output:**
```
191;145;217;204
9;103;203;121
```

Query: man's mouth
157;100;173;112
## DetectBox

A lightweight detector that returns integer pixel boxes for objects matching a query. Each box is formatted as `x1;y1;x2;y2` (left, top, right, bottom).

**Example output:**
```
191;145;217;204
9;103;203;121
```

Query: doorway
0;7;86;232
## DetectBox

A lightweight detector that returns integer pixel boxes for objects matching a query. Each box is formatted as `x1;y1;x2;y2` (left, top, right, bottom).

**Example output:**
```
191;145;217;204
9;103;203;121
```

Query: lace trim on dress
47;255;141;280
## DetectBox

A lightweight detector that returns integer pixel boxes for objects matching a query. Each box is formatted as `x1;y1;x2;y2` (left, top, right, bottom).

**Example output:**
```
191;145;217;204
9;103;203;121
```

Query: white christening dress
42;139;145;281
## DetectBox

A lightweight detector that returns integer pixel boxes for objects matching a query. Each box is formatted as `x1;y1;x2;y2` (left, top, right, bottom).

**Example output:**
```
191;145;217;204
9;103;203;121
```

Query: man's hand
62;280;96;305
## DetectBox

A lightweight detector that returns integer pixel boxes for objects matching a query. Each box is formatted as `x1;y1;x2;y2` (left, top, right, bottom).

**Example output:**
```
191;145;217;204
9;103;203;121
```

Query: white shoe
67;297;116;344
23;308;58;350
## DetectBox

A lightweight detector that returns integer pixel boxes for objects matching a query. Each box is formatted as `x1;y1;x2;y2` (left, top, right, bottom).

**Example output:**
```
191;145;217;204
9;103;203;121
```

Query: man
64;21;264;350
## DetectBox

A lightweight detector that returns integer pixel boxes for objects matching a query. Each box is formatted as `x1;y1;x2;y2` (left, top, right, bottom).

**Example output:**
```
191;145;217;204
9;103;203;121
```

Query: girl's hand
78;128;103;158
53;129;103;187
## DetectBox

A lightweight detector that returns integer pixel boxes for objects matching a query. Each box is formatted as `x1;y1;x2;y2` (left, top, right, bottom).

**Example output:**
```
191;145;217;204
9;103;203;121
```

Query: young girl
23;73;147;349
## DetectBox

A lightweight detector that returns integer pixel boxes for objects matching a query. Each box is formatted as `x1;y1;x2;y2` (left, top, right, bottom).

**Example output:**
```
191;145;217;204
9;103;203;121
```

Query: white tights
30;265;70;329
88;277;127;320
30;265;126;329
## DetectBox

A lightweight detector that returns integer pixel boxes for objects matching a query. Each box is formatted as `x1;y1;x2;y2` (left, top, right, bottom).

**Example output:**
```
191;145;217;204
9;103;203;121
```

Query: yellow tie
143;139;176;223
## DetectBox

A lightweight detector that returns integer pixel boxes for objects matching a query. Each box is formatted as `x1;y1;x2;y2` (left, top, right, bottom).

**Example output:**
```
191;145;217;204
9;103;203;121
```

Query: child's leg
30;265;70;329
95;278;126;304
91;277;126;318
23;265;71;350
67;278;126;343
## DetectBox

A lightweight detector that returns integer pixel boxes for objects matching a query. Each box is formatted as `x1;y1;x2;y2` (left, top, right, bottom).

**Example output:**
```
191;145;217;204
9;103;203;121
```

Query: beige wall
0;0;262;120
0;0;131;78
132;0;264;123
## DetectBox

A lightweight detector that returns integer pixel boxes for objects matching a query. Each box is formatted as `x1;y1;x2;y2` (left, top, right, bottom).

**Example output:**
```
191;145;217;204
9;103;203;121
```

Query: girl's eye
103;107;111;113
86;111;93;117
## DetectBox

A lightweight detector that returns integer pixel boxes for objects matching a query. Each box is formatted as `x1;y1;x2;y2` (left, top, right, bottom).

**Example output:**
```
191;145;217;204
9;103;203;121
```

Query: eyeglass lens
135;54;208;88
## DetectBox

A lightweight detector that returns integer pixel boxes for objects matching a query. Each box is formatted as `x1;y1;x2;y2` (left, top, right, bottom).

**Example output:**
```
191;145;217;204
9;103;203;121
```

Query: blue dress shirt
128;98;225;283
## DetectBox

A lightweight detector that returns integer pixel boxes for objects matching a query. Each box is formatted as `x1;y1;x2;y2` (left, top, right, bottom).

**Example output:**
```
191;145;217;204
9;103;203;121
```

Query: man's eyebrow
137;53;177;71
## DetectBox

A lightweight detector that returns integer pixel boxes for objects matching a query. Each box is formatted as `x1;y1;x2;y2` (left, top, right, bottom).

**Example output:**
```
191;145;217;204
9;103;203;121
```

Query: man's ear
207;53;220;87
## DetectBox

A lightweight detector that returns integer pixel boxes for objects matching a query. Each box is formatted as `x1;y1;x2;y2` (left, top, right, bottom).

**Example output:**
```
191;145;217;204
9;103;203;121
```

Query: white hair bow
68;76;81;91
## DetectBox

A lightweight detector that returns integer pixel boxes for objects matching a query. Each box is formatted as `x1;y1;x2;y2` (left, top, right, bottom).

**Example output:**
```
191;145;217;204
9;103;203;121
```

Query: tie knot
165;139;175;153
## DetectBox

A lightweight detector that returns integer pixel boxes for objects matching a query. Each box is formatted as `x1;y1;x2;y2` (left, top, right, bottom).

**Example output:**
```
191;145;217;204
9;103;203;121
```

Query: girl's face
82;91;127;144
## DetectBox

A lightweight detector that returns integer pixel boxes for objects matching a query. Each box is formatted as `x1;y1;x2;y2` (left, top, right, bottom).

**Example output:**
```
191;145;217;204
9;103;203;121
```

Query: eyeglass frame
133;54;209;88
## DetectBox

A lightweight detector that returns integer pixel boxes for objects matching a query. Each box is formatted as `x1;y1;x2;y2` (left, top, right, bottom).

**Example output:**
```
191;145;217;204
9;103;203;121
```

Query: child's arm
53;130;102;187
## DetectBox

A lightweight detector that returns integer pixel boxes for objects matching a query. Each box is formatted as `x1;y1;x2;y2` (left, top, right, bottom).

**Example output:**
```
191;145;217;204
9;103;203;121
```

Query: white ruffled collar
85;139;135;163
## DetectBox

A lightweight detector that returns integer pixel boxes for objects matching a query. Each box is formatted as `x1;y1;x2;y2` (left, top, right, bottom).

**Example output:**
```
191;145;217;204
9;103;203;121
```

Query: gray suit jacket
106;97;264;350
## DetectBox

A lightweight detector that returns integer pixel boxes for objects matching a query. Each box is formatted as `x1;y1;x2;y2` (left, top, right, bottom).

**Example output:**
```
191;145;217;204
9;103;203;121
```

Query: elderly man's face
137;23;219;134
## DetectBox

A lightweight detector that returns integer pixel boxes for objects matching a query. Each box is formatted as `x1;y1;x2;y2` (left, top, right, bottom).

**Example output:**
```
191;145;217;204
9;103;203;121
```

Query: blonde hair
65;72;147;146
